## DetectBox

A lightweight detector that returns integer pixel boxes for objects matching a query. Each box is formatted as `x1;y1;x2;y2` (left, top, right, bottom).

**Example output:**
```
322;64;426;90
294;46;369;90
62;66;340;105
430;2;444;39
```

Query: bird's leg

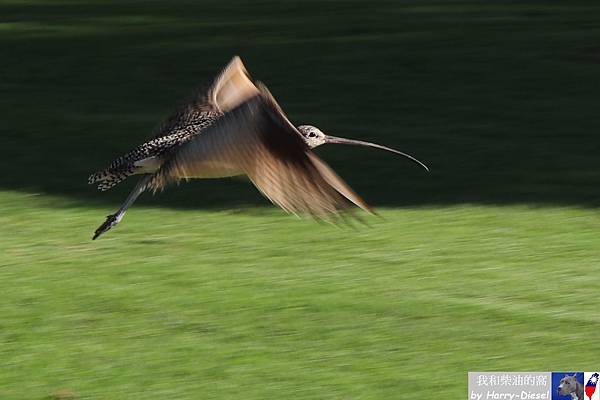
93;175;152;240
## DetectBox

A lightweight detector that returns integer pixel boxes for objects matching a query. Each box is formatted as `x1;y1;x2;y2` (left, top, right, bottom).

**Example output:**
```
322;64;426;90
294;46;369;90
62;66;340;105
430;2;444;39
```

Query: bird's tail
88;165;136;191
89;136;173;191
89;142;157;191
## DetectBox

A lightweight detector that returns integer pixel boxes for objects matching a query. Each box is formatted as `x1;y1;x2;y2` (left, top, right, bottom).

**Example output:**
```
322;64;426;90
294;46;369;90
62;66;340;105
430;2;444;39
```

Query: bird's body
89;56;428;239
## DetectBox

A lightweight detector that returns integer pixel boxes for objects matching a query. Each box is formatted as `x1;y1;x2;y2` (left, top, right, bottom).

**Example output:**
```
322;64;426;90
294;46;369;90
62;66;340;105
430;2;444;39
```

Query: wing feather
151;56;259;138
208;56;261;112
151;91;372;217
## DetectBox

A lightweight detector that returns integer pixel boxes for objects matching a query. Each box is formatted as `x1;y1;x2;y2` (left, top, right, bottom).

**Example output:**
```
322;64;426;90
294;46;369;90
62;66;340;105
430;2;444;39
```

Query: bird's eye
309;132;316;138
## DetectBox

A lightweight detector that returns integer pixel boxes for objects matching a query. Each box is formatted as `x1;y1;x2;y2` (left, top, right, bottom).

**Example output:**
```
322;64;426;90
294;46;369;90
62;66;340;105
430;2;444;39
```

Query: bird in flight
89;56;428;239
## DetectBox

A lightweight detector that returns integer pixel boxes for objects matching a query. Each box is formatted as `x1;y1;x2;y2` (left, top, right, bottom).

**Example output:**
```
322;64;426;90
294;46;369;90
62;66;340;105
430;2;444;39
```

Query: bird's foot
92;213;123;240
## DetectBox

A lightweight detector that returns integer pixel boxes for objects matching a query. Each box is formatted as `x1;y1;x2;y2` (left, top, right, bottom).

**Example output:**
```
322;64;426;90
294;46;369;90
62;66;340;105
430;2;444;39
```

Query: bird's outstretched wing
150;88;373;218
152;56;260;138
206;56;260;112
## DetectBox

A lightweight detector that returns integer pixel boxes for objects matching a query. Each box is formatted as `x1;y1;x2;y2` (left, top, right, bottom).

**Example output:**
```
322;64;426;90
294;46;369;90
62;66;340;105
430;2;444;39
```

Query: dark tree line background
2;0;600;209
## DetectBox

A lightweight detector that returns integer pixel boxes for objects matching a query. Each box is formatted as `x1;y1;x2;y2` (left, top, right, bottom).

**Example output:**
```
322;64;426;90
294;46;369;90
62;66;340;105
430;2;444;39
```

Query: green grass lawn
2;0;600;398
1;191;600;399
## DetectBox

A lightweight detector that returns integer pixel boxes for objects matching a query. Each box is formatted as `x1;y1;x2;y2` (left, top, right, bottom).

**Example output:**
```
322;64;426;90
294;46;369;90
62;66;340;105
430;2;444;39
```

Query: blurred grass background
1;0;600;399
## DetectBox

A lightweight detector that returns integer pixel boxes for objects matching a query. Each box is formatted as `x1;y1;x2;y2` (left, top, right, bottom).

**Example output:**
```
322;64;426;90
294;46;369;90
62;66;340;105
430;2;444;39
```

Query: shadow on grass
2;0;600;209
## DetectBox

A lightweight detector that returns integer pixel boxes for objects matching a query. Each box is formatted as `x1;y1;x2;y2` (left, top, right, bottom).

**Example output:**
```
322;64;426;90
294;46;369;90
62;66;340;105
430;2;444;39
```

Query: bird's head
297;124;429;172
297;125;327;148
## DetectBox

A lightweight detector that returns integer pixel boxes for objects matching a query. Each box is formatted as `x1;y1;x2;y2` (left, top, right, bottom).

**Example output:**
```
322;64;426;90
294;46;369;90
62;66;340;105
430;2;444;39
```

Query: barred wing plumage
151;56;260;139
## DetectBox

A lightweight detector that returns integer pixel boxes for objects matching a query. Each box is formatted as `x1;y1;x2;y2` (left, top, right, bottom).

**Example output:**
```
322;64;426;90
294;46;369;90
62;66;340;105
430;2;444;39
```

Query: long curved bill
324;135;430;172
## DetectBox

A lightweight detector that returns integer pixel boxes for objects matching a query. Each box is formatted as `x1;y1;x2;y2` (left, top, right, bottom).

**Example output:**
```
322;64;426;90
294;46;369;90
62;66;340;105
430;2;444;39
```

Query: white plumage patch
133;156;161;174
